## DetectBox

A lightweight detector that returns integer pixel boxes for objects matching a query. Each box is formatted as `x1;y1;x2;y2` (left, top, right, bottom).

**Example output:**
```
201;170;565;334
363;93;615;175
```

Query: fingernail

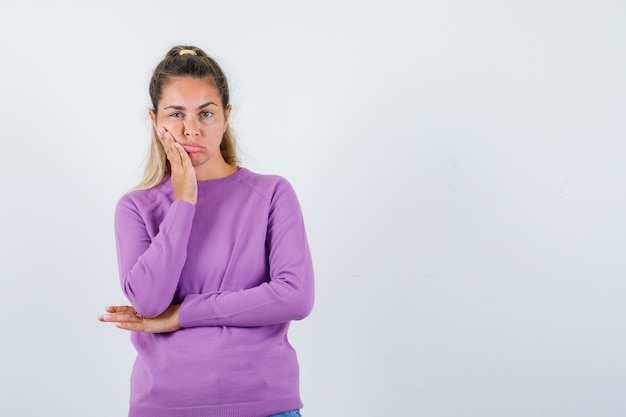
100;314;112;321
157;127;165;135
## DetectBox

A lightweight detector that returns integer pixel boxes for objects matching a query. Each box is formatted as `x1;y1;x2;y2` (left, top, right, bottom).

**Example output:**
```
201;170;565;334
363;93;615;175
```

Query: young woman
99;45;314;417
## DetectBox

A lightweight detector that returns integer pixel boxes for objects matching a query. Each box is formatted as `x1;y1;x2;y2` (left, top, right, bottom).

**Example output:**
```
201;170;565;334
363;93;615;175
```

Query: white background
1;1;625;416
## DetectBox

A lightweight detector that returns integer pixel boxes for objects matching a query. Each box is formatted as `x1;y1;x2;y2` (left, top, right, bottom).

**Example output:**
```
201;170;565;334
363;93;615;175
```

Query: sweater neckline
195;166;247;190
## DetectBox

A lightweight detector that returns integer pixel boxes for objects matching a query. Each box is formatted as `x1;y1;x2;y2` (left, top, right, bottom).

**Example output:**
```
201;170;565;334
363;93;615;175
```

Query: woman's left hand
99;304;181;333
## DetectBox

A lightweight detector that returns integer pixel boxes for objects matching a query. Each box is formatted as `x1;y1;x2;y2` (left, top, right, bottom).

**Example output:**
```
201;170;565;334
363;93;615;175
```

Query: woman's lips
182;144;203;153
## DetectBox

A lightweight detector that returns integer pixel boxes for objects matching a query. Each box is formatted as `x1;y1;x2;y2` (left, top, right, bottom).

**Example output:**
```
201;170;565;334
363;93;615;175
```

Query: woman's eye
169;112;182;118
200;111;213;118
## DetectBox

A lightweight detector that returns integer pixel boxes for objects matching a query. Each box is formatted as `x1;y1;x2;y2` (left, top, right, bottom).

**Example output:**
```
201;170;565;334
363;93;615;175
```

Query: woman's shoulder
238;167;296;199
116;179;172;211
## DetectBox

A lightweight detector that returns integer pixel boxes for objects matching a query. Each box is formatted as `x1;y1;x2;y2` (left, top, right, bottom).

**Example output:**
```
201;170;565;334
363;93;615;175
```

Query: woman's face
150;77;231;179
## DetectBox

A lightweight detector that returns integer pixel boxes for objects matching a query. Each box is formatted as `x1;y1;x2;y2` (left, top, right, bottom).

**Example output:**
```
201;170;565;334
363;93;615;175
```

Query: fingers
105;305;134;313
158;128;181;165
115;322;144;332
174;142;193;169
98;306;143;324
158;128;191;171
172;141;193;173
157;126;197;205
98;305;181;333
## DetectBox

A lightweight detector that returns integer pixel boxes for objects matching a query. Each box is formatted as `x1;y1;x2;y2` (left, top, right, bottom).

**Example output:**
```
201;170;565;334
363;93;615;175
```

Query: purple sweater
114;168;314;417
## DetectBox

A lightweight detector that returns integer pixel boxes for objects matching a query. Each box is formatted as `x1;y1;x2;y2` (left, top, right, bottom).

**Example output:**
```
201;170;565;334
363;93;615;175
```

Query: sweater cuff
178;293;223;328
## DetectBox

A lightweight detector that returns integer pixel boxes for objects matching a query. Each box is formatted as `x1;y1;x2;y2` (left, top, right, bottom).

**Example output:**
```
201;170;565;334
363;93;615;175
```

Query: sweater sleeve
114;196;196;318
177;180;314;328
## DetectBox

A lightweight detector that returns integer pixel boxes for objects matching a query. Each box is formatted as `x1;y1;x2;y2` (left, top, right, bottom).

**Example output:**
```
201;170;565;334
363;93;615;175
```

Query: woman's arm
115;198;195;318
177;179;315;328
114;130;197;319
105;179;314;332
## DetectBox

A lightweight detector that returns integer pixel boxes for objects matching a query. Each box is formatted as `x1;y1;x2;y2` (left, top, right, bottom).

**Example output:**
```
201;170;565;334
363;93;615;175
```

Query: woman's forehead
160;77;222;107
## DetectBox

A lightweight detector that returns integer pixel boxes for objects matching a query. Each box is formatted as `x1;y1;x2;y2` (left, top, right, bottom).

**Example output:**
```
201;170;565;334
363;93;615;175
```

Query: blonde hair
134;45;238;190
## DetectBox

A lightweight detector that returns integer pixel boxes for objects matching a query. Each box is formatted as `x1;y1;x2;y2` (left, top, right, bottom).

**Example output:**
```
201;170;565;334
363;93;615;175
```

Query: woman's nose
184;119;199;136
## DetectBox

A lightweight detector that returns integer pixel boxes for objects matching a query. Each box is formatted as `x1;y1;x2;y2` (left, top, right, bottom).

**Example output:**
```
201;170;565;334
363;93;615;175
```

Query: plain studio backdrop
1;1;625;416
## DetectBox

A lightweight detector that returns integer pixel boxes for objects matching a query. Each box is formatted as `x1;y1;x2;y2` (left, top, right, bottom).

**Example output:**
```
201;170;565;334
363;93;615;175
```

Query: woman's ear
149;109;157;130
224;104;232;126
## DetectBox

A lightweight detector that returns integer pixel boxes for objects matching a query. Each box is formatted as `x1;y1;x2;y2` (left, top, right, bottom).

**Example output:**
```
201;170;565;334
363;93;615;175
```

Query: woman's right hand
158;127;197;205
99;305;182;334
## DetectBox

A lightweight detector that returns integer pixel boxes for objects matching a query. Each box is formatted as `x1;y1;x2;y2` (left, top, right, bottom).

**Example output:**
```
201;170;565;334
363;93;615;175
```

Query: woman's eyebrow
163;102;218;111
163;105;185;111
197;101;218;109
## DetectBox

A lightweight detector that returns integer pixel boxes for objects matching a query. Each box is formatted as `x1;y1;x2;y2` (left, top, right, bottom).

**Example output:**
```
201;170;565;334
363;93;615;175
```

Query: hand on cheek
157;127;198;205
158;126;178;144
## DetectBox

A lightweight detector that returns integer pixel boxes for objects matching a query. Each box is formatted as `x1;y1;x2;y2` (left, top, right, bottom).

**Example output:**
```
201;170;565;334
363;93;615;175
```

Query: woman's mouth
181;144;203;153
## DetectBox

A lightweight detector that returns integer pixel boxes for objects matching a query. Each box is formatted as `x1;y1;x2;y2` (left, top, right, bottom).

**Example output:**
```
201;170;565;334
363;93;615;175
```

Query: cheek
159;118;184;130
157;119;186;140
204;120;225;134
